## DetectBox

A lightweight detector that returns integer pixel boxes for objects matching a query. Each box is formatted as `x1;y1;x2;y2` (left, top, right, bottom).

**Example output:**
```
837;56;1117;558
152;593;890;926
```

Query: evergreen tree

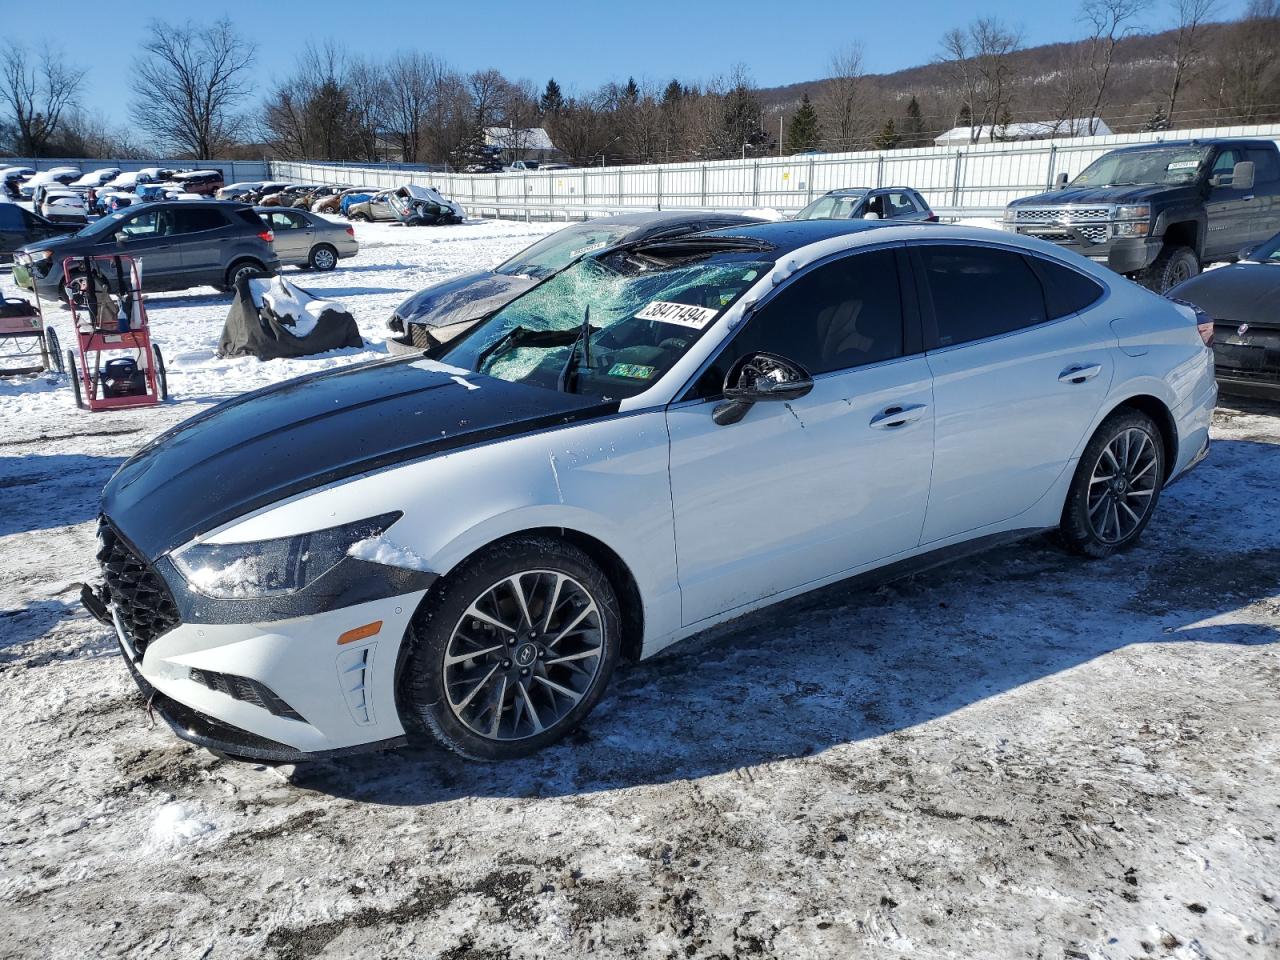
539;78;564;114
957;103;972;127
903;95;926;146
1144;106;1170;131
785;93;822;153
662;79;684;104
873;118;899;150
994;105;1015;141
623;77;640;103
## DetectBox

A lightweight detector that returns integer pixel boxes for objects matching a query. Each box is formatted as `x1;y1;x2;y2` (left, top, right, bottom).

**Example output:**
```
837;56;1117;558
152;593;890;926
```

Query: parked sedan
387;210;761;353
1168;230;1280;398
795;187;937;223
257;207;358;271
82;219;1214;764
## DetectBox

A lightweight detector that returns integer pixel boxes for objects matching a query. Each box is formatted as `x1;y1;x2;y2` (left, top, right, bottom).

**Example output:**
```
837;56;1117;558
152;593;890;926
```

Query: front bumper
1213;324;1280;399
88;517;437;760
1010;223;1160;273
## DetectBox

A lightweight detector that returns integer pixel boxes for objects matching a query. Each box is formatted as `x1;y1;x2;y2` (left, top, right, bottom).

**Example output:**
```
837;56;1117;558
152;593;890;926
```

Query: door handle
1242;195;1255;201
1059;363;1102;384
869;403;927;429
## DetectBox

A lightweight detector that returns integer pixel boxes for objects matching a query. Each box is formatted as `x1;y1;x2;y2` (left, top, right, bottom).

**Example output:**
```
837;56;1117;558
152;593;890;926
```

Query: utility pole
779;115;783;157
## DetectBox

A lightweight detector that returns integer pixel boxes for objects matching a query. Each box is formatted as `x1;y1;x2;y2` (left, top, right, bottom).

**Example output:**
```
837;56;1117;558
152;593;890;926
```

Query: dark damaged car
386;210;760;354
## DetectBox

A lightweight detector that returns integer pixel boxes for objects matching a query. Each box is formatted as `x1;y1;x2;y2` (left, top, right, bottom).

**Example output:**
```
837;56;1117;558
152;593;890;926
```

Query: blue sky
54;0;1250;126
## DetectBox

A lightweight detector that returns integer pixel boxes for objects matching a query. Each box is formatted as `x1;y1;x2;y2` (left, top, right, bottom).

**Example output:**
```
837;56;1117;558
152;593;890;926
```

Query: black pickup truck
1004;138;1280;292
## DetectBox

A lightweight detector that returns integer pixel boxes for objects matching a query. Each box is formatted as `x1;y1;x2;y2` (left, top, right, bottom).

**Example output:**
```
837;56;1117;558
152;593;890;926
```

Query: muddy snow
0;217;1277;960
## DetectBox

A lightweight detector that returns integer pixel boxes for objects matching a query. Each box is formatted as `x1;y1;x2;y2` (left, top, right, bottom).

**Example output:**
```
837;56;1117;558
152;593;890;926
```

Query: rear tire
349;212;369;222
224;260;267;291
1137;244;1198;293
44;327;62;374
1060;409;1164;558
399;536;621;761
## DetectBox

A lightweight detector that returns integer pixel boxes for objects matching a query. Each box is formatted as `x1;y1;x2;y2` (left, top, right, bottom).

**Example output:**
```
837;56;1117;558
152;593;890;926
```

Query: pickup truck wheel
1137;244;1198;293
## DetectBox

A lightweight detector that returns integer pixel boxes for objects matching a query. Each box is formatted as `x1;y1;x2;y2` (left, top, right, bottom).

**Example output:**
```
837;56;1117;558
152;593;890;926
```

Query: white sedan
85;220;1216;763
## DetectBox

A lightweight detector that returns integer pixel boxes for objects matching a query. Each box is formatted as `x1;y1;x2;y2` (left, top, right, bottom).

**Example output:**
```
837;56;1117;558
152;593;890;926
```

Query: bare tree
129;19;255;158
345;58;388;162
384;51;434;162
1212;0;1280;122
0;43;84;157
938;19;1023;142
1081;0;1150;133
818;45;867;150
1164;0;1219;119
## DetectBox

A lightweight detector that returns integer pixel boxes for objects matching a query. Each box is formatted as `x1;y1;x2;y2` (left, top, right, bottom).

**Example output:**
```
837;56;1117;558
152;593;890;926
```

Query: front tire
1137;244;1198;293
308;244;338;271
399;536;621;761
1060;409;1164;558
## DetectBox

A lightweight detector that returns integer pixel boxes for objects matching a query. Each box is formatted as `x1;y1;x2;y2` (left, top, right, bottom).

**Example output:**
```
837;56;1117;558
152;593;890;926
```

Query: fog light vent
336;644;377;726
188;668;306;722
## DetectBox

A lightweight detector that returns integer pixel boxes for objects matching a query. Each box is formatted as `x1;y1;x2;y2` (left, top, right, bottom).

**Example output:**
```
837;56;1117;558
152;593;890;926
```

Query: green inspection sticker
608;362;656;380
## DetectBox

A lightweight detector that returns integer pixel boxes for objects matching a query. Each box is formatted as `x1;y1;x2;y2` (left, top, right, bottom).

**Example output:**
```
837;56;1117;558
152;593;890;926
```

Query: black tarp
217;276;363;361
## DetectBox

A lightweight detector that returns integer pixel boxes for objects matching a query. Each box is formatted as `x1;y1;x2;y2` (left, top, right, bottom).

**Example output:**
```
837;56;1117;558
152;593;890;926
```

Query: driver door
1205;147;1254;259
665;247;935;627
104;207;183;286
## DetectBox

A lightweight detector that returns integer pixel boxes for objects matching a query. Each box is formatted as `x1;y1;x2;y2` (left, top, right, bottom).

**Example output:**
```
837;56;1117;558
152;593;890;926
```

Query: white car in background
36;187;89;223
70;167;122;189
19;167;81;197
85;220;1215;765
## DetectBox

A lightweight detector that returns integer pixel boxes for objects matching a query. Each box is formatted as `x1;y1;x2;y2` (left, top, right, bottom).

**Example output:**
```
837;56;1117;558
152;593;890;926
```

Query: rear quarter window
919;245;1047;347
1027;257;1105;318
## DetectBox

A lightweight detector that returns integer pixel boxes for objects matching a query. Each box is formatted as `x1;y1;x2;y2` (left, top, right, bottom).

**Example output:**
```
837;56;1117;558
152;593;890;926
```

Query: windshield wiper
475;324;529;370
557;306;593;393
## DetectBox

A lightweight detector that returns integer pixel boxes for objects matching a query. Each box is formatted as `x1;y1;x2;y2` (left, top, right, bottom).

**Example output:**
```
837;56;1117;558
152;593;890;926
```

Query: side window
1211;148;1243;177
722;249;906;378
118;209;165;238
919;245;1047;347
885;191;920;219
269;212;298;231
1246;147;1280;184
174;208;226;233
1028;257;1105;319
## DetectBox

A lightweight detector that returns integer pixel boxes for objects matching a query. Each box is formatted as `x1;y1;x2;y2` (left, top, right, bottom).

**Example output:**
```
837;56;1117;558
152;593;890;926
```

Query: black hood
103;357;614;560
1168;263;1280;329
394;271;537;329
1009;184;1200;207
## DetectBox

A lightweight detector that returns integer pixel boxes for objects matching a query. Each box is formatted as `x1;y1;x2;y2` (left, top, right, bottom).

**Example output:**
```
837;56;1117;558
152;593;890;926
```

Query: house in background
934;118;1113;146
485;127;560;165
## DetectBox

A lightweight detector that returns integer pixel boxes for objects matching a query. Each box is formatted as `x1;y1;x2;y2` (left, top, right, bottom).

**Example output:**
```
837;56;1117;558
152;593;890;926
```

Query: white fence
270;123;1280;221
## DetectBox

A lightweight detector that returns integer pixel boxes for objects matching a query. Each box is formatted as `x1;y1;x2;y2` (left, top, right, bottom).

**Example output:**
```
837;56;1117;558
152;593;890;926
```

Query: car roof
697;217;897;252
1108;138;1275;154
584;210;757;229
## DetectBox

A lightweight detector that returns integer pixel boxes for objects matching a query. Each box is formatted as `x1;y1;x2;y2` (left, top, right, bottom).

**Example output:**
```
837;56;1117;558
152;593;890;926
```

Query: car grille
188;668;307;722
97;517;181;654
1015;206;1111;223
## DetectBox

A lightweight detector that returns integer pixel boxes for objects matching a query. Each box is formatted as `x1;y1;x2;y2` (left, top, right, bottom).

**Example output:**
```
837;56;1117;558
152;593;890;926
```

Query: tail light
345;225;354;236
258;229;274;243
1168;297;1214;348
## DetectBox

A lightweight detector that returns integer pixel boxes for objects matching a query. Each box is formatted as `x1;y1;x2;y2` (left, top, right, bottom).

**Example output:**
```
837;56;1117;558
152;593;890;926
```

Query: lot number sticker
636;300;720;329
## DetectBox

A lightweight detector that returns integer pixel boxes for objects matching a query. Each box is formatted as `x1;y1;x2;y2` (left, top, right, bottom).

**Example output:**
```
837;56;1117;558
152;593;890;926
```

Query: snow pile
182;557;262;599
149;802;215;849
347;535;433;572
248;276;343;338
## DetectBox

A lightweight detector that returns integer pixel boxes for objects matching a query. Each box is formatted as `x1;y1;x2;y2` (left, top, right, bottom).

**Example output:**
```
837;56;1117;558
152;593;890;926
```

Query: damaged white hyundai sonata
84;219;1216;763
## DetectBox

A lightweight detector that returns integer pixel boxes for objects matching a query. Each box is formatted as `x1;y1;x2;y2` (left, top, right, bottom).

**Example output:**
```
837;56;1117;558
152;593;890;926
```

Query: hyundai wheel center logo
515;643;538;667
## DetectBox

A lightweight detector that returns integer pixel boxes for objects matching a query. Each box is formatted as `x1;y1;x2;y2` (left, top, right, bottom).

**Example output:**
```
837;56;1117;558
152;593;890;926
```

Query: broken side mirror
713;351;814;426
1054;172;1069;190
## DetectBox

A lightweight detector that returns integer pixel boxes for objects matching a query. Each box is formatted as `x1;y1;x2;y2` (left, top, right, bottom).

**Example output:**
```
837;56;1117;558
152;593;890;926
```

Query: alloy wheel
1087;427;1159;544
312;247;336;270
443;570;604;741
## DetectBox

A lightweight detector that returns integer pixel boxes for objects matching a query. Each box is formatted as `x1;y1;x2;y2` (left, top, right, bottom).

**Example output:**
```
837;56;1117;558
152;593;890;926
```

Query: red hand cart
62;254;168;411
1;252;62;377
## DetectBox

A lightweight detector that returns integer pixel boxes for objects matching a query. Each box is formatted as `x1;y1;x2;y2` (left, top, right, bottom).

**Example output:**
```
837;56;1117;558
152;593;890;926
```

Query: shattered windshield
441;246;772;400
495;222;640;280
795;193;867;220
1071;146;1211;188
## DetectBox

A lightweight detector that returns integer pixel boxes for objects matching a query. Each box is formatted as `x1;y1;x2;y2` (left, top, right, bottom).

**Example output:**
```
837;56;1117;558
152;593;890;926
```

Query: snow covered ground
0;216;1278;960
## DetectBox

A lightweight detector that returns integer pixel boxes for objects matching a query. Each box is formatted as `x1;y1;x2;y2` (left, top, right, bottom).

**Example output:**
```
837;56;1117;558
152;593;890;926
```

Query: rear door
913;242;1113;544
1244;146;1280;248
266;210;311;262
171;206;231;286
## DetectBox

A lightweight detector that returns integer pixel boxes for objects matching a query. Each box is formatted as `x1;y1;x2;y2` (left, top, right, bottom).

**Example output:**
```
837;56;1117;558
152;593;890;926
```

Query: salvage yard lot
0;218;1277;960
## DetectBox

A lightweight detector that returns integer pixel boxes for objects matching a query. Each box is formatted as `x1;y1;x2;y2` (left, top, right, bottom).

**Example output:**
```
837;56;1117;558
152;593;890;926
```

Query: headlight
171;512;401;599
1002;208;1017;222
1114;204;1150;221
1113;220;1150;238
